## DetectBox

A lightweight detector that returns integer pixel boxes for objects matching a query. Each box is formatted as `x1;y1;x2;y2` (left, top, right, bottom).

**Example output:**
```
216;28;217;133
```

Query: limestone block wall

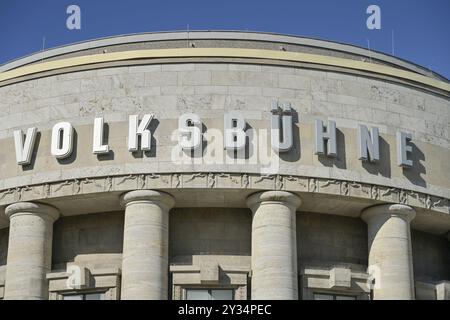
51;211;124;271
1;206;449;298
0;63;448;201
297;212;368;268
169;208;252;266
412;230;450;281
0;33;448;299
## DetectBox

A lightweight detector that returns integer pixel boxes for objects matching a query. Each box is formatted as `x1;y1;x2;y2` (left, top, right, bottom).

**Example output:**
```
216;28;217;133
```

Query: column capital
5;201;60;222
361;203;416;224
246;190;301;212
120;190;175;210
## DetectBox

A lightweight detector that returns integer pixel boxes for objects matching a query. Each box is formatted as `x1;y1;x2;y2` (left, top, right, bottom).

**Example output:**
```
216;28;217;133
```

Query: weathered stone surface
0;32;448;300
362;204;416;300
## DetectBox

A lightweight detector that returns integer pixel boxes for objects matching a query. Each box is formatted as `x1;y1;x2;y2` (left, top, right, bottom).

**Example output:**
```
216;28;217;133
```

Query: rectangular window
313;293;334;300
335;295;357;300
186;289;233;300
313;293;356;300
63;292;105;300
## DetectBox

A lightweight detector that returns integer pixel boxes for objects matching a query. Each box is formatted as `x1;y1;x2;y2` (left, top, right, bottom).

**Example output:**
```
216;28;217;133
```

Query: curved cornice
1;31;447;81
1;48;449;93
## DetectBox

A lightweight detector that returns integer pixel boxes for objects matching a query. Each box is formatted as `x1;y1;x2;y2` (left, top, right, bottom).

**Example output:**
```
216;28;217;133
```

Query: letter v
14;127;38;165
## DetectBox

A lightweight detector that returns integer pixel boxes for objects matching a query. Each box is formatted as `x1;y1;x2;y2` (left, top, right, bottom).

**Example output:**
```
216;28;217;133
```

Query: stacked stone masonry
0;32;448;300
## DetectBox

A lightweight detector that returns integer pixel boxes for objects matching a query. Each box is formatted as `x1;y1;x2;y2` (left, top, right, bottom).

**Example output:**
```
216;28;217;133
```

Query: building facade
0;31;449;300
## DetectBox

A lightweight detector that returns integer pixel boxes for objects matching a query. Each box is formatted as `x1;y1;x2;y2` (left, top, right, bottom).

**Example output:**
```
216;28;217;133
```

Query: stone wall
297;212;368;269
52;211;124;271
169;208;252;267
412;230;450;281
0;63;448;201
0;34;448;299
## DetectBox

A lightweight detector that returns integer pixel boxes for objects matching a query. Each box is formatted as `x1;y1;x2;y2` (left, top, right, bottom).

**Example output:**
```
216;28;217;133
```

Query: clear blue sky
1;0;449;79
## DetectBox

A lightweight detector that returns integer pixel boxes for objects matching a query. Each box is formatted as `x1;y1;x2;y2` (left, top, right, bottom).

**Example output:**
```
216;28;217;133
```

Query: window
313;293;356;300
63;292;105;300
186;289;233;300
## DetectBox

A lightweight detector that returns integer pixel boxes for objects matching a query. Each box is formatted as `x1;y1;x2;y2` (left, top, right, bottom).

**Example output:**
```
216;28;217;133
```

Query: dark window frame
185;288;235;300
313;292;357;300
62;291;106;300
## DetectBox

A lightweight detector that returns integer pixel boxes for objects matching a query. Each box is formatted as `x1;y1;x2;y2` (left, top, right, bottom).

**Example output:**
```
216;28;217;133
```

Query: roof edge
0;30;448;82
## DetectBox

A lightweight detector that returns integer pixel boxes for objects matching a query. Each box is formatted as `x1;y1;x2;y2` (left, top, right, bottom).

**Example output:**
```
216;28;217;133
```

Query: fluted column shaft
4;202;59;300
361;203;416;300
120;190;175;300
247;191;301;300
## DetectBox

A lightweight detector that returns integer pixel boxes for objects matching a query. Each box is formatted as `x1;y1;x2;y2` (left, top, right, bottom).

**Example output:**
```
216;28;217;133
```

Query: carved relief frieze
171;173;181;188
0;172;448;214
379;186;398;203
320;179;340;195
275;175;284;191
308;178;318;193
183;173;207;188
340;181;350;196
146;173;170;189
252;174;275;189
115;174;138;190
216;173;240;189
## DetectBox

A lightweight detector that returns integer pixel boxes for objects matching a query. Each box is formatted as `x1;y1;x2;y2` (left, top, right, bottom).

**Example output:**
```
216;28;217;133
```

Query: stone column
4;202;60;300
246;191;301;300
361;203;416;300
120;190;175;300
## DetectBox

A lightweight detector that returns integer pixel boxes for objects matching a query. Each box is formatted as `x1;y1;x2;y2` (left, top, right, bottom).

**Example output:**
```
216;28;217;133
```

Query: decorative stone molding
246;190;302;212
361;203;416;224
170;263;250;300
5;201;60;222
120;189;175;210
0;173;448;215
299;265;370;300
46;267;121;300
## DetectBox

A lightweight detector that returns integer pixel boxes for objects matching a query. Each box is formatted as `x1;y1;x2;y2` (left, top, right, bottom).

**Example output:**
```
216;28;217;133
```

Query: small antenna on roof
187;24;190;48
41;36;46;63
391;29;395;56
366;38;372;63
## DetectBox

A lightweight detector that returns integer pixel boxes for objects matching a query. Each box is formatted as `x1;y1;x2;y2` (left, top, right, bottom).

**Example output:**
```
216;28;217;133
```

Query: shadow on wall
0;228;8;266
279;110;301;163
132;118;160;158
21;132;41;171
318;128;347;169
358;136;426;188
51;211;124;270
411;230;449;281
296;212;368;267
362;136;391;178
57;129;78;165
169;208;252;266
403;142;427;188
96;123;115;161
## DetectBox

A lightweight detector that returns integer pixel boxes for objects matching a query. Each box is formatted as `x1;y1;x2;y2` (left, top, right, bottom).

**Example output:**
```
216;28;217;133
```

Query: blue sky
0;0;449;78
